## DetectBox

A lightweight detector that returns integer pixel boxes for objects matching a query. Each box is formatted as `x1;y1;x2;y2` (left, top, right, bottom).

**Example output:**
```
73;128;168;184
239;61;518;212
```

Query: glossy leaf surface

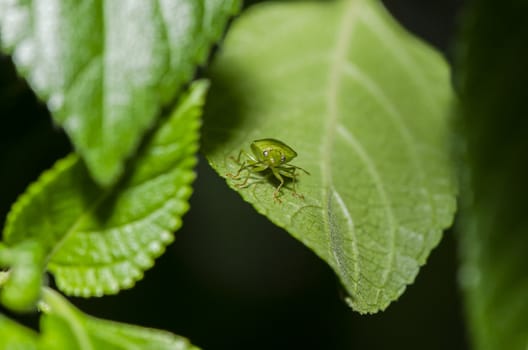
0;0;239;185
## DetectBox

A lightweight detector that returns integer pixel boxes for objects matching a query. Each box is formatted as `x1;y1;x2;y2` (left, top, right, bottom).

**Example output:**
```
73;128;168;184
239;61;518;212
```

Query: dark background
0;0;467;349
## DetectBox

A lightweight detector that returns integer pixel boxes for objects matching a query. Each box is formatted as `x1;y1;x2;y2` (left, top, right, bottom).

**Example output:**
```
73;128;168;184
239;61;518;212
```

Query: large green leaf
203;0;456;313
456;1;528;349
0;0;239;185
0;288;199;350
1;81;207;300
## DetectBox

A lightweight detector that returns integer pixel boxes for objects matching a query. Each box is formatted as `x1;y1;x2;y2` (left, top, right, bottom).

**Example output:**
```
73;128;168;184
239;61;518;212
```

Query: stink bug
227;138;309;203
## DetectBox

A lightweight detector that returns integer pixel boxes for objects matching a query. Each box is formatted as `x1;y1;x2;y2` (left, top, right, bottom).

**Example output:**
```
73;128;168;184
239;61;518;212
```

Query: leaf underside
204;0;456;313
0;0;239;185
2;81;208;298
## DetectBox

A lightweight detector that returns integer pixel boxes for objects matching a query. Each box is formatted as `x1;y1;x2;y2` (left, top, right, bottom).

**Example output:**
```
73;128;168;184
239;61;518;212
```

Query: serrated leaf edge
3;155;79;240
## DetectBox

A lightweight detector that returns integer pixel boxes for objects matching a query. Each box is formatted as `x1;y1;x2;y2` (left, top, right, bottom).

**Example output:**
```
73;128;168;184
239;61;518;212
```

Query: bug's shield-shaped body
251;138;297;166
228;138;308;203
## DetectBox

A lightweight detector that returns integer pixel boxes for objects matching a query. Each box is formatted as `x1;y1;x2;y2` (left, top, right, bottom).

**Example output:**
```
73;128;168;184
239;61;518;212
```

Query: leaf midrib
45;157;111;266
46;156;182;266
321;0;399;305
321;0;361;296
44;288;95;350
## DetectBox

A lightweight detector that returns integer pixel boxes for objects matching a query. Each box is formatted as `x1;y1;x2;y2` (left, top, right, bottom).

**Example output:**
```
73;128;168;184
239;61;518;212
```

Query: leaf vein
359;5;440;112
336;124;397;299
342;61;436;259
322;0;361;295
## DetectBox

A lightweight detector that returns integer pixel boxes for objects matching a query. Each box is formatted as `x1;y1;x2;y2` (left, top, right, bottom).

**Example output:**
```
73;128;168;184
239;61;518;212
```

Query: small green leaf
2;81;207;298
0;313;39;350
456;1;528;349
39;288;200;350
0;0;239;185
204;0;456;313
0;288;199;350
0;241;45;312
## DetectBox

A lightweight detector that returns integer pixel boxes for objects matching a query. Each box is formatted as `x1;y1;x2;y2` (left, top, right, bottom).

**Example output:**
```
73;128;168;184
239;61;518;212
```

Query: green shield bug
227;138;310;203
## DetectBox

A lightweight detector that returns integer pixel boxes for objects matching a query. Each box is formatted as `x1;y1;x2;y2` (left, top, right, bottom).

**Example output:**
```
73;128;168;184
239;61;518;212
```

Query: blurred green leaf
40;288;200;350
203;0;456;313
0;241;45;311
456;1;528;349
1;81;207;298
0;313;39;350
0;288;199;350
0;0;239;185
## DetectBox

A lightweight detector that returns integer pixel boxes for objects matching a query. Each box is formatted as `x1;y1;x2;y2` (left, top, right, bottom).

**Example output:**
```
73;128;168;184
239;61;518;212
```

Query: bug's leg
235;165;255;187
227;151;259;179
230;150;256;165
280;164;309;176
235;164;267;188
278;167;304;199
229;150;243;164
236;174;267;189
288;164;310;175
227;150;247;178
270;167;286;203
226;161;245;179
290;168;302;198
227;153;256;179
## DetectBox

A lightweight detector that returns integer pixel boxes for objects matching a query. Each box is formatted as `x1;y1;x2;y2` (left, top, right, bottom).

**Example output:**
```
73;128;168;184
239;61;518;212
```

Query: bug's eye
281;155;286;163
263;150;269;157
